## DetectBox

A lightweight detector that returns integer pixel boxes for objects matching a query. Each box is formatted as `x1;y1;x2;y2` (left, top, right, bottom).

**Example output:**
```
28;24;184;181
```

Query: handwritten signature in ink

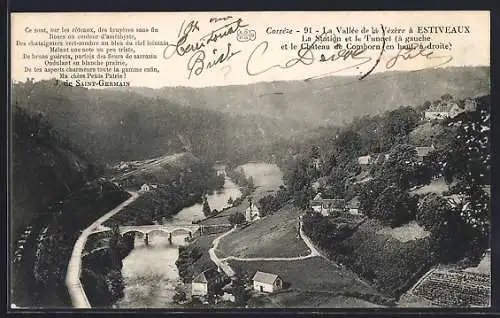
246;25;453;81
163;18;248;79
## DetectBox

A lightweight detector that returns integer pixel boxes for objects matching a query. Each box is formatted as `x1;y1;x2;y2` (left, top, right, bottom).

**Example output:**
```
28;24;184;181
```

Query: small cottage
310;193;346;217
140;183;151;192
191;267;229;299
347;197;361;215
357;155;371;167
252;271;283;293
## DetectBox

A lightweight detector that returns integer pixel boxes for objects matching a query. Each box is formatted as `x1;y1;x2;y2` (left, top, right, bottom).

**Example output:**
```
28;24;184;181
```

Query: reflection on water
115;235;187;308
115;163;283;308
170;173;242;223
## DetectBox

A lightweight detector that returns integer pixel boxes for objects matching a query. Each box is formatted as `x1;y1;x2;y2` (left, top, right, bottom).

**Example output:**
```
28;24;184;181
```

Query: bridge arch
145;229;172;236
121;229;146;236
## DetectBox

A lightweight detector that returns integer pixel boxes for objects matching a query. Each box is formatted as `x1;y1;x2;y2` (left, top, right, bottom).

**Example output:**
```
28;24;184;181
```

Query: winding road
65;190;139;308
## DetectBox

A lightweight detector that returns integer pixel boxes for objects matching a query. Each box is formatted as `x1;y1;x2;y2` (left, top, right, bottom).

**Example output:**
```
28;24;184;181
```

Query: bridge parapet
119;224;201;235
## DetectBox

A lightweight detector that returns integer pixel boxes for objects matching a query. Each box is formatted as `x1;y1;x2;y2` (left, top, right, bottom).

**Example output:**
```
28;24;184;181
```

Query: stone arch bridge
92;223;231;245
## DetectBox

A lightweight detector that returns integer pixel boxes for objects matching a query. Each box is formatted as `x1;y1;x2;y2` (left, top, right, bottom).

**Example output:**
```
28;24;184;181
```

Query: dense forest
12;79;304;166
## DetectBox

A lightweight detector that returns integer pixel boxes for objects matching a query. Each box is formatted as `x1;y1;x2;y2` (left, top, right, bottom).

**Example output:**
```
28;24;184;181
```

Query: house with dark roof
191;267;229;299
252;271;283;293
310;193;346;217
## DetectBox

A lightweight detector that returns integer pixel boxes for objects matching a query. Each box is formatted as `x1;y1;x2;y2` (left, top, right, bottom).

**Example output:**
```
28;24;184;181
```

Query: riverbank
109;164;245;308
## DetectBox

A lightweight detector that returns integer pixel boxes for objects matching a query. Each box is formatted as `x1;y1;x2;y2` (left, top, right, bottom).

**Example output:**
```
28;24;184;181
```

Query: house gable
252;271;279;285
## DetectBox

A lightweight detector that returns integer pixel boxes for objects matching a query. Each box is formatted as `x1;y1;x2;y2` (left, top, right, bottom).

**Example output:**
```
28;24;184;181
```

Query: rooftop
192;267;224;284
253;271;280;285
415;146;434;157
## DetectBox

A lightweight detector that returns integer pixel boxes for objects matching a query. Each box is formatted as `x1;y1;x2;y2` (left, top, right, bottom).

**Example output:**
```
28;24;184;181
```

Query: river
114;163;283;308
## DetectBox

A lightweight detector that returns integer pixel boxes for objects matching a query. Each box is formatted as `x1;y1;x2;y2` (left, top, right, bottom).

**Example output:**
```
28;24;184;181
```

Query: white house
139;183;151;192
252;271;283;293
347;197;361;215
357;155;371;166
245;203;260;222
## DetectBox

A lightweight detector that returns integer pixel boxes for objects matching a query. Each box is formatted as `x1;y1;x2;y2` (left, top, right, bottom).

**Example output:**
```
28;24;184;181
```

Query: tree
258;194;282;217
310;145;321;159
382;106;420;148
379;144;420;189
105;269;125;301
231;273;251;306
358;178;389;216
202;197;211;217
227;196;234;206
247;176;255;190
172;284;187;304
335;129;362;164
373;185;416;227
416;193;452;232
228;212;246;225
108;225;126;265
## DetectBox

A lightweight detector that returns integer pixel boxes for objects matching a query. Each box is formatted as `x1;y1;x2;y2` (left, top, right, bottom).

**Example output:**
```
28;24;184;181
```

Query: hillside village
174;94;490;308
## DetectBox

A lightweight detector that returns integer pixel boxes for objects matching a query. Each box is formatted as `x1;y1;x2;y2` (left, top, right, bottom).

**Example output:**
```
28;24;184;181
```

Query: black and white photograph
9;11;491;310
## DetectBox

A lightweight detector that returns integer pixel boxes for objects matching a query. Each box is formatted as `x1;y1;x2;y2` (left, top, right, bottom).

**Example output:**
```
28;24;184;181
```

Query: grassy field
410;179;451;195
217;203;309;258
228;257;388;307
376;221;430;242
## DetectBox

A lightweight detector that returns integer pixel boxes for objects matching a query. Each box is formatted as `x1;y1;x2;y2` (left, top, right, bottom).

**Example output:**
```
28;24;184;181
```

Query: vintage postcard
9;11;490;310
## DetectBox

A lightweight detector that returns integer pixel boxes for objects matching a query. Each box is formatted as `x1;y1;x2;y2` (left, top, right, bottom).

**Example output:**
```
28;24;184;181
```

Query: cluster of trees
302;212;355;250
105;165;225;226
28;181;129;307
228;212;245;226
226;168;256;197
358;143;432;227
230;272;252;306
257;185;290;217
81;226;135;306
175;246;203;283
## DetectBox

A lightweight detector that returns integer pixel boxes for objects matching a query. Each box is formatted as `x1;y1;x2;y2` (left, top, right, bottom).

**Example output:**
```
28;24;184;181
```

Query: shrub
228;212;245;226
416;193;451;232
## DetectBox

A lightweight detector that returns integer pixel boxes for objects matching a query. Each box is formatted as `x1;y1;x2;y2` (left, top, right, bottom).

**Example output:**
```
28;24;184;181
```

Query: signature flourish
187;43;242;79
163;18;248;61
246;24;453;81
163;18;247;79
